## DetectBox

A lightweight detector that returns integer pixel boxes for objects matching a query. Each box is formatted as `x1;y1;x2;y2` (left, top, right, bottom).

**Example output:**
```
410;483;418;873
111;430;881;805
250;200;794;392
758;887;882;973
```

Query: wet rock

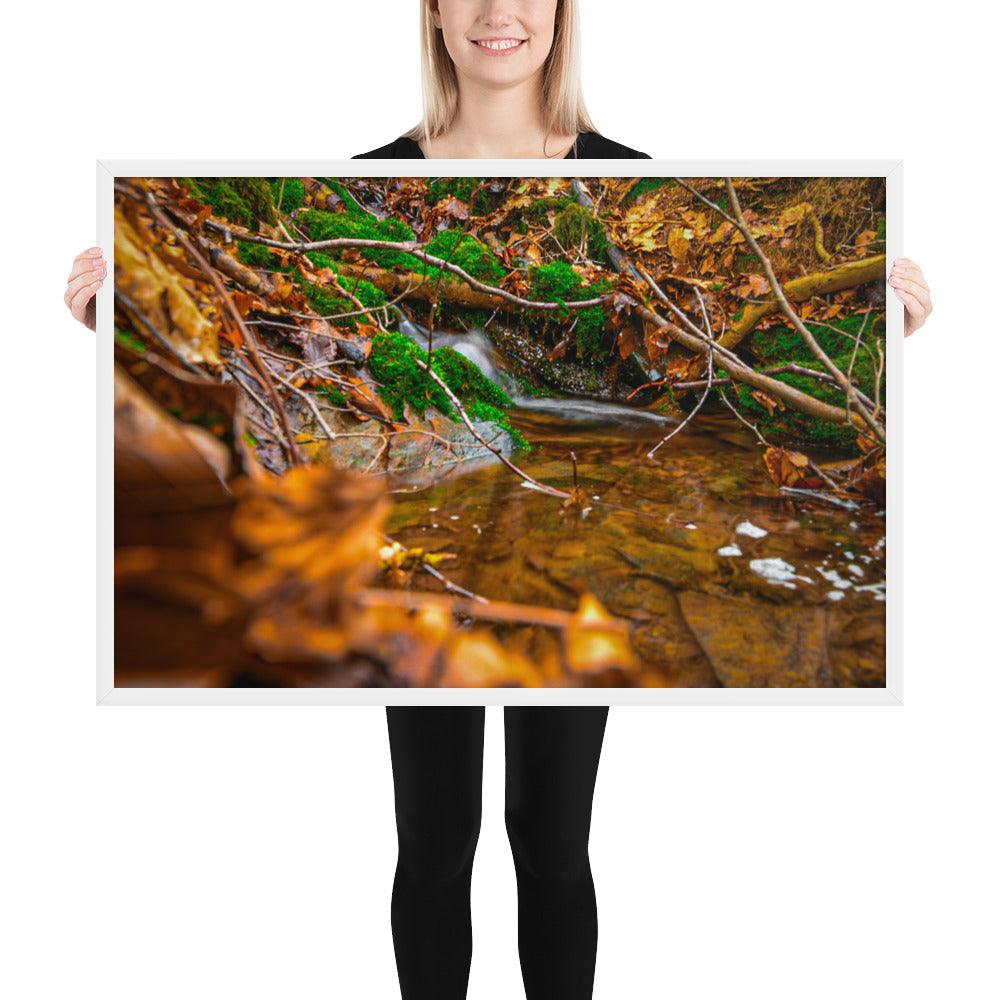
293;398;514;476
677;591;885;687
487;323;648;400
385;414;516;474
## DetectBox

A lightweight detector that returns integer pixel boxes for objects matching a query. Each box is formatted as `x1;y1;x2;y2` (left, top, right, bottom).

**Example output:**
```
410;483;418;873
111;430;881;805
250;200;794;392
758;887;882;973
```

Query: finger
65;270;104;302
67;254;106;283
73;246;103;262
889;261;928;288
893;287;924;317
68;279;102;319
888;276;931;303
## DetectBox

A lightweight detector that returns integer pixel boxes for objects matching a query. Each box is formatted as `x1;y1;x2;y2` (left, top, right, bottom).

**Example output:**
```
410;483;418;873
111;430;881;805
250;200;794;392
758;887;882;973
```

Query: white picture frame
97;159;903;706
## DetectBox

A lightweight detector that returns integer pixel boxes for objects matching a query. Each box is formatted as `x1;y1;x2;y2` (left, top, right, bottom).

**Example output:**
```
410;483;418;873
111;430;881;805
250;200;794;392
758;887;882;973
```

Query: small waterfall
397;320;675;427
399;319;520;394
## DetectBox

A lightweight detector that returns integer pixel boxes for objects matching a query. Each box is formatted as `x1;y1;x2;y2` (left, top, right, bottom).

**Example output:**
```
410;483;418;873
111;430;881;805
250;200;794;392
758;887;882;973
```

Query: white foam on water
736;521;768;538
717;544;742;557
750;557;813;589
817;566;853;589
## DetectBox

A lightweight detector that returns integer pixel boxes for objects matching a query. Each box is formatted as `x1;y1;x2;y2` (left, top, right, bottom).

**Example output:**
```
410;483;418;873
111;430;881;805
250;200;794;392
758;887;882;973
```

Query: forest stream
113;174;889;689
382;324;886;688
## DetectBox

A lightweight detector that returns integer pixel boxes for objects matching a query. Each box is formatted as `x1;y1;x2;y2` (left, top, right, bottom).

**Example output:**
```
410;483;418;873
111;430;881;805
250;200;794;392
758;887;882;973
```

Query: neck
424;71;575;158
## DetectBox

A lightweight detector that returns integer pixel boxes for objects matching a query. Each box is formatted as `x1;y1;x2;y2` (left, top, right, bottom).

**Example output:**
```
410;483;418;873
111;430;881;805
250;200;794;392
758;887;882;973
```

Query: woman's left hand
889;258;932;336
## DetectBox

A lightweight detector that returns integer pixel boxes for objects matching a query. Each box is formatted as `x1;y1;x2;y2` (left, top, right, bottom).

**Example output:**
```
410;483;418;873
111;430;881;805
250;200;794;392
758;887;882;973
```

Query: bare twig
647;287;716;459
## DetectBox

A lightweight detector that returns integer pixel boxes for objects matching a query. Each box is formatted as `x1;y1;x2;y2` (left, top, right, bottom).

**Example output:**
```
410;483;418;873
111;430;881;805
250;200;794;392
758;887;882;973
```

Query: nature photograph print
113;174;889;689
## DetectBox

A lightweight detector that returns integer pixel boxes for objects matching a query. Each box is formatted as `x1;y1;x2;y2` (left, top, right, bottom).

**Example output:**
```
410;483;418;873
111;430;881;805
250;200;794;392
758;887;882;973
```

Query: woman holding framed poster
66;2;933;1000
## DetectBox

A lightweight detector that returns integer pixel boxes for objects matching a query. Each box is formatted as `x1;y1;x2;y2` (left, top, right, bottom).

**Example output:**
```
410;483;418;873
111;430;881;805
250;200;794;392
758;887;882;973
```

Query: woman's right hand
65;247;107;330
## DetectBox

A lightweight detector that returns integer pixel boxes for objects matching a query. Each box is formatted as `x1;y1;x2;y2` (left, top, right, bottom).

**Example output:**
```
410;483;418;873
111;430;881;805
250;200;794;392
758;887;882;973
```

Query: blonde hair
404;0;598;149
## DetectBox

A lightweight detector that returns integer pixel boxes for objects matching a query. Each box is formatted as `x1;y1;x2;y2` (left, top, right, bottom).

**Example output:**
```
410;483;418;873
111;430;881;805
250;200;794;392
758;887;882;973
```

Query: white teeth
476;38;523;50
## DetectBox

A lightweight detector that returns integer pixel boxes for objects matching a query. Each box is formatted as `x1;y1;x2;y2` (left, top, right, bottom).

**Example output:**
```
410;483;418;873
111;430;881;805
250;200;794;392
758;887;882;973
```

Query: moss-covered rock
237;241;280;269
427;177;500;216
732;312;886;451
183;178;277;230
527;262;611;363
424;228;506;282
368;330;529;450
269;177;306;213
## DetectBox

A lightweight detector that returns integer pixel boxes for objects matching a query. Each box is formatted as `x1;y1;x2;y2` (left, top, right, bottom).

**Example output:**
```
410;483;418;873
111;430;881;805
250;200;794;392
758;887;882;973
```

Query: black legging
385;706;609;1000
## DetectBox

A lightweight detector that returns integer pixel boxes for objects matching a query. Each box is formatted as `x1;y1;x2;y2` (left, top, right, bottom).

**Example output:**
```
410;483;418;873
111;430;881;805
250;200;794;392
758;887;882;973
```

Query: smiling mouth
470;37;528;53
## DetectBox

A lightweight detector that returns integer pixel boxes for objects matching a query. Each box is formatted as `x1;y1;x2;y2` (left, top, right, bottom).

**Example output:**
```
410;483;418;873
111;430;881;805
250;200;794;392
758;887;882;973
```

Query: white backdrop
1;2;997;998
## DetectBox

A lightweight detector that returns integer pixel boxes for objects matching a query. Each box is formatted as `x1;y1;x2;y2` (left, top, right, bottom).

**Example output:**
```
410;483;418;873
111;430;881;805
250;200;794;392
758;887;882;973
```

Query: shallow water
384;401;886;688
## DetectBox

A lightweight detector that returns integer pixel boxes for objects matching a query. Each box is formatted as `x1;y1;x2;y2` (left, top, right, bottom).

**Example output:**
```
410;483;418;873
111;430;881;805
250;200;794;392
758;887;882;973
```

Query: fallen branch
720;254;884;349
720;177;885;445
647;286;716;460
671;178;884;349
355;587;632;635
206;223;607;313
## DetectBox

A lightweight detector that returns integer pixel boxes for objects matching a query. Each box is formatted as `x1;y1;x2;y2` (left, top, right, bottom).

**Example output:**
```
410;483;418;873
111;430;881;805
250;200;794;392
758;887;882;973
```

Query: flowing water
385;325;887;688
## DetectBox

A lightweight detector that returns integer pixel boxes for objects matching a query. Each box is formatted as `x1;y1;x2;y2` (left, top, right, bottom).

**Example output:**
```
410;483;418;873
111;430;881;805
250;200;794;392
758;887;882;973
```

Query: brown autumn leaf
737;273;771;298
667;352;706;385
561;485;591;512
564;593;637;673
750;389;784;416
232;464;388;604
114;206;222;368
440;631;545;687
615;323;640;360
667;226;692;261
850;453;886;502
763;446;811;488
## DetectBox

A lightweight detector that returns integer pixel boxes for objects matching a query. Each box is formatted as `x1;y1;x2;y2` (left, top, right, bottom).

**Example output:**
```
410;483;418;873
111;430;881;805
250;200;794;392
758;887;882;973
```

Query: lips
470;37;527;54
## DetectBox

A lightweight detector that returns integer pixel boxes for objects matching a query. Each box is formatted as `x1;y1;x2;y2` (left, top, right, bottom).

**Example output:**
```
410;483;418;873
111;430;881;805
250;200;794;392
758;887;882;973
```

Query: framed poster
97;160;902;704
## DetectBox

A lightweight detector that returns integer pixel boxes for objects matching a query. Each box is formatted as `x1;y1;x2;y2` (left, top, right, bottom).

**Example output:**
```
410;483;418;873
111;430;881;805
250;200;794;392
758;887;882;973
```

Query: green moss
347;277;387;310
623;178;671;205
749;312;884;365
553;202;589;246
522;195;572;225
369;331;452;419
427;177;497;216
732;345;884;451
432;345;512;411
183;178;277;230
526;262;611;363
367;331;528;451
549;202;609;266
299;283;352;319
465;400;530;451
269;177;306;213
317;385;348;407
301;208;426;273
574;308;607;360
425;228;506;282
114;327;145;352
237;241;280;269
528;260;582;304
305;251;339;271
